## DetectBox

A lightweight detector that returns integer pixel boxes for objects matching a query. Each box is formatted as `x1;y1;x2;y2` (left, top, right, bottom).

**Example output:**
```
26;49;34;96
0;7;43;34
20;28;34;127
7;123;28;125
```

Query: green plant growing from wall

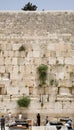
37;64;48;86
37;64;48;95
17;96;31;107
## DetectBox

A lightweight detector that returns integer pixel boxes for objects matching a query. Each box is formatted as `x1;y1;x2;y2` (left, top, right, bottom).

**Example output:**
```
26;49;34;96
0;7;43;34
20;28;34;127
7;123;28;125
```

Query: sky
0;0;74;11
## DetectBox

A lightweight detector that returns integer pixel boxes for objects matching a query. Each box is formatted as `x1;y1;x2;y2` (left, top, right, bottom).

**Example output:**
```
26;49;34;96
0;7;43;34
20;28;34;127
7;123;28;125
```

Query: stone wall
0;11;74;121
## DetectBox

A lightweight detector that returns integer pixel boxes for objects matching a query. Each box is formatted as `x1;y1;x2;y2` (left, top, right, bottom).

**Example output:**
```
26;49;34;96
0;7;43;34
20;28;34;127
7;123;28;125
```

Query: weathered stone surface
0;11;74;121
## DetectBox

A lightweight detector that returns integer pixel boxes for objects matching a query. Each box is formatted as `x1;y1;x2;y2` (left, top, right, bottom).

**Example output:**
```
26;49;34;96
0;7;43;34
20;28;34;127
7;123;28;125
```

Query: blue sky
0;0;74;11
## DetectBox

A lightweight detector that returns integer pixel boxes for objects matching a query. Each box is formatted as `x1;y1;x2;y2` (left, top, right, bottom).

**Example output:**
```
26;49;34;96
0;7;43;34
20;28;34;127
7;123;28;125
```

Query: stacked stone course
0;11;74;121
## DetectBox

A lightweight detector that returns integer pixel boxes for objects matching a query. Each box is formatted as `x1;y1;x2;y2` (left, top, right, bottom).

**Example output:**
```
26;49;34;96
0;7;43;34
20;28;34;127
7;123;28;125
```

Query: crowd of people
0;113;73;130
36;113;73;130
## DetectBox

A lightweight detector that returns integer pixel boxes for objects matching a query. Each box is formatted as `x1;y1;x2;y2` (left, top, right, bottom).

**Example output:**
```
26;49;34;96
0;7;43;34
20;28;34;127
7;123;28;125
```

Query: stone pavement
31;126;57;130
2;127;29;130
3;126;72;130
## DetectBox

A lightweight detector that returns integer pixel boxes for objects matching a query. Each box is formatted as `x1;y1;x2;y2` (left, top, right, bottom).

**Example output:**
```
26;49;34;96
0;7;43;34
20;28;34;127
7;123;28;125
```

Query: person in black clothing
1;115;5;130
37;113;40;126
46;116;49;125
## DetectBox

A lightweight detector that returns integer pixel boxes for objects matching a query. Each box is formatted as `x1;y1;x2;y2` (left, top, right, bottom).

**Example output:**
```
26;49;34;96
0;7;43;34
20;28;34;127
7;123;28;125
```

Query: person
18;112;22;120
1;115;5;130
37;113;40;126
46;116;49;125
8;112;11;119
66;119;72;129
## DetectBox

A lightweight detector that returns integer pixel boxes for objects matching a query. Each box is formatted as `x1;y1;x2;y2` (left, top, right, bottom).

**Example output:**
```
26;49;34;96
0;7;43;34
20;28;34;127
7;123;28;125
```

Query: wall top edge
0;10;74;13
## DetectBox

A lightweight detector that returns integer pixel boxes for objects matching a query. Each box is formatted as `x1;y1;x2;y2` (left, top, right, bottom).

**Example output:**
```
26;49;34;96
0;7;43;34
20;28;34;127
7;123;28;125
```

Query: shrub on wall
37;64;48;86
17;96;31;107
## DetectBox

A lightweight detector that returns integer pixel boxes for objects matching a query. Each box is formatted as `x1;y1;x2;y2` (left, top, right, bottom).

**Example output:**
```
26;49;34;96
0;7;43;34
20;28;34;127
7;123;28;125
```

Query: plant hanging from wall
37;64;48;87
17;96;31;107
37;64;48;106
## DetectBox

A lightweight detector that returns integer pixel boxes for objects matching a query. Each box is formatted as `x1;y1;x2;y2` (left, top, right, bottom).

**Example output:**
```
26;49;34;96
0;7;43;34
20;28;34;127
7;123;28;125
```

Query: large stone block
47;44;55;51
0;66;5;73
5;57;12;65
0;57;4;65
65;58;73;65
33;51;40;57
12;57;18;65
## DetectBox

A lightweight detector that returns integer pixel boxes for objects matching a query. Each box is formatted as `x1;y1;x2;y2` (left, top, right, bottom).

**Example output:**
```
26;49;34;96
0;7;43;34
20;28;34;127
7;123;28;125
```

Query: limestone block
55;101;62;108
6;43;12;50
65;58;73;65
50;51;56;57
20;51;27;58
23;78;33;86
8;51;14;57
0;66;5;73
64;80;72;87
3;51;9;57
12;43;21;51
18;57;25;65
5;57;12;65
10;66;18;79
47;44;55;51
58;79;72;87
17;73;23;80
10;79;18;87
25;65;32;74
32;43;40;50
19;86;29;95
5;65;13;73
19;65;25;73
49;95;56;102
59;87;71;95
1;44;7;50
48;57;56;65
56;72;64;80
12;58;18;65
3;51;13;57
56;57;64;64
14;51;19;57
0;100;17;113
33;58;41;66
63;101;73;109
56;51;61;57
0;57;4;65
7;86;19;95
24;57;31;65
27;51;33;58
33;51;40;57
